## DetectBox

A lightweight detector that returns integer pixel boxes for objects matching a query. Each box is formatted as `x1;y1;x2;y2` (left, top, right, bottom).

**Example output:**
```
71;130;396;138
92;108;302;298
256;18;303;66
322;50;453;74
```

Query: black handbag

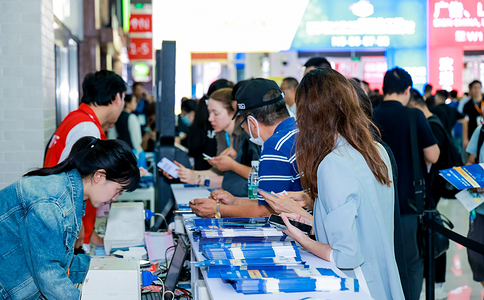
408;109;451;258
416;210;453;258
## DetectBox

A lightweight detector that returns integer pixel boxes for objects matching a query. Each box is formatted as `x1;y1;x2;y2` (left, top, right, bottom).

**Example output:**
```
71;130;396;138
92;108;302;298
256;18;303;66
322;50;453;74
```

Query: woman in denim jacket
0;136;140;300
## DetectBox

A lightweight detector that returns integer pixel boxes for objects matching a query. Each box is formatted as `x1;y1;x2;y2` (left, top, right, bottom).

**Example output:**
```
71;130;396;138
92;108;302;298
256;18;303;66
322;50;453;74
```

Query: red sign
430;0;484;48
130;14;152;33
128;38;153;60
429;47;464;93
428;0;484;93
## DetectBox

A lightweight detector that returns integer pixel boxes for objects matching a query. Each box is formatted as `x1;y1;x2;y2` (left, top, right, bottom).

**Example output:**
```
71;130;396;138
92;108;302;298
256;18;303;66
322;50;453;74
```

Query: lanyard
474;101;484;115
225;132;231;148
136;98;145;113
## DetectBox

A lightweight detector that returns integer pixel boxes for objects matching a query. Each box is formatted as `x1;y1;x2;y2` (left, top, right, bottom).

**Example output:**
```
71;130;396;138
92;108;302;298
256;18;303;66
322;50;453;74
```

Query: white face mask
248;116;264;146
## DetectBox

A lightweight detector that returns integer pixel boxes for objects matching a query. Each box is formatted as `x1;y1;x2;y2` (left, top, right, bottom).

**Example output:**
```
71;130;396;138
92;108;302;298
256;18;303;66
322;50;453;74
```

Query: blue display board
290;0;427;51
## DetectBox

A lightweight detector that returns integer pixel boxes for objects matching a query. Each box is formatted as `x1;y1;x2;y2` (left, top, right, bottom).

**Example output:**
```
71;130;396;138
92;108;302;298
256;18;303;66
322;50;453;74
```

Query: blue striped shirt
258;117;302;205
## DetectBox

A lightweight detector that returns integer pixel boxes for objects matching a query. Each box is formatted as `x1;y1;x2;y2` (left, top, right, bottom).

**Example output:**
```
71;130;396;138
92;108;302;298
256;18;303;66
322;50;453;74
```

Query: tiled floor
434;199;484;300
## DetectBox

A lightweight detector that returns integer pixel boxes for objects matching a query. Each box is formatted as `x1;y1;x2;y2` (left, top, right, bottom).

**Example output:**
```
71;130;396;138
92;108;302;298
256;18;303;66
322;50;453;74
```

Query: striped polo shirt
258;117;302;205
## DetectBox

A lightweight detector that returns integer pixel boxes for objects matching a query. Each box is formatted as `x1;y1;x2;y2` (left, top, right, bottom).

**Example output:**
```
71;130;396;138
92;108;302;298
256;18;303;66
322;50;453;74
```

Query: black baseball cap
233;78;283;119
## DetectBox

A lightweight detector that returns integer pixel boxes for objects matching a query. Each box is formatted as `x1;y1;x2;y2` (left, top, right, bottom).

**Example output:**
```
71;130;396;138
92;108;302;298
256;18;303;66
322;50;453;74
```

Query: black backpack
428;117;464;198
476;125;484;164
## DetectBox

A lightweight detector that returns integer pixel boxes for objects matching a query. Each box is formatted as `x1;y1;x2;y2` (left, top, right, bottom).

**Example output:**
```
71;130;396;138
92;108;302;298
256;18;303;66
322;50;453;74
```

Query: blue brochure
439;163;484;190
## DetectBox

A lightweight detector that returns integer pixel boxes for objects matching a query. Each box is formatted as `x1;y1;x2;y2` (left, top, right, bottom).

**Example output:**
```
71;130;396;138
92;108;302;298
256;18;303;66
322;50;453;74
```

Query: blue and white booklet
219;268;359;294
439;163;484;190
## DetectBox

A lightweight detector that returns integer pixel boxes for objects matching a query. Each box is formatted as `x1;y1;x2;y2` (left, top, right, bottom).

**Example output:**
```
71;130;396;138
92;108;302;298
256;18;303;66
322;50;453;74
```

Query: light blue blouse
313;136;404;300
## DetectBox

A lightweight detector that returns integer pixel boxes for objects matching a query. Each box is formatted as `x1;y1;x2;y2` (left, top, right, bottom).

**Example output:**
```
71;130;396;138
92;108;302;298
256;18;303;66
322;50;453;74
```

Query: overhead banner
429;0;484;93
290;0;427;50
430;0;484;48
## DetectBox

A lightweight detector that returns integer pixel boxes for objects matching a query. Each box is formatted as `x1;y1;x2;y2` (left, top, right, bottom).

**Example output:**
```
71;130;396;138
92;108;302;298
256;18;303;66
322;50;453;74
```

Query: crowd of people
1;57;484;300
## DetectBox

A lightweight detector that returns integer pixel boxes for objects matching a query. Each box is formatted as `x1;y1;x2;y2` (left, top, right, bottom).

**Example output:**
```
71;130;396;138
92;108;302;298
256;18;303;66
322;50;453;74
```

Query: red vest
44;103;107;245
44;104;106;168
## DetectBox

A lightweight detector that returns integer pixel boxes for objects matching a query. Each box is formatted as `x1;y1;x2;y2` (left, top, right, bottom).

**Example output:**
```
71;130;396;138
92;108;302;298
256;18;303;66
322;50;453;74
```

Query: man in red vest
44;70;127;253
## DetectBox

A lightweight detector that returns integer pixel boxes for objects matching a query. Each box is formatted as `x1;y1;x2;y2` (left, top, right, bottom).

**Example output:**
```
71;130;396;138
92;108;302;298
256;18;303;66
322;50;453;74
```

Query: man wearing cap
303;57;331;75
189;78;302;218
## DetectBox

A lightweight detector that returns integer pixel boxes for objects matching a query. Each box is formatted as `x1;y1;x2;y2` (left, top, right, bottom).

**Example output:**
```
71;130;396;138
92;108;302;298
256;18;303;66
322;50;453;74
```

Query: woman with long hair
0;136;140;299
186;79;234;170
281;68;404;299
167;87;260;197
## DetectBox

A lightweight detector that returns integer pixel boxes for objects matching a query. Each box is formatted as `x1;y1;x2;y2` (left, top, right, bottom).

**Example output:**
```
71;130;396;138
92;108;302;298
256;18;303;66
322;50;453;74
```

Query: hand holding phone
268;214;312;235
157;157;179;179
202;153;213;160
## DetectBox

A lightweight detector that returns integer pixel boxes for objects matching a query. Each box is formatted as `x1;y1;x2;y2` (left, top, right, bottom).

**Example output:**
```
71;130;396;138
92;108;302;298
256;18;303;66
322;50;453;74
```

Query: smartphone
268;214;312;235
202;153;213;160
157;157;179;179
257;188;286;197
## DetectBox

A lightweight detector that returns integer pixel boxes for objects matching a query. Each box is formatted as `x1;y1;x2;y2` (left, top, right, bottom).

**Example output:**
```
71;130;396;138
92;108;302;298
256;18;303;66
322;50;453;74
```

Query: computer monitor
163;238;188;299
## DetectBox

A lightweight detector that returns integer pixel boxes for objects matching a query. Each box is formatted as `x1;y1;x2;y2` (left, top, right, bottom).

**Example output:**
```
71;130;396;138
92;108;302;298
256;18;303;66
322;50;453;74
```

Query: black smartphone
268;214;312;235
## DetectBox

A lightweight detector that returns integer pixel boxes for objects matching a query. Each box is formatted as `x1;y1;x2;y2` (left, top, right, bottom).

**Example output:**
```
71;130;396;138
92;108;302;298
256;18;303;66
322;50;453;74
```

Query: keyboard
141;292;163;300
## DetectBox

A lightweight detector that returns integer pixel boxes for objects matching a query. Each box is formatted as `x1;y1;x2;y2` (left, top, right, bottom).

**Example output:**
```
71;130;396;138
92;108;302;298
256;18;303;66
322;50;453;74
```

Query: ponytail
25;136;140;192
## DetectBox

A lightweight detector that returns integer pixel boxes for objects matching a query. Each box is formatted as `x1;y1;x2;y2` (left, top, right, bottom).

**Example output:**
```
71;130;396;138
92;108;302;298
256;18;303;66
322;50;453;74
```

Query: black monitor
163;238;188;299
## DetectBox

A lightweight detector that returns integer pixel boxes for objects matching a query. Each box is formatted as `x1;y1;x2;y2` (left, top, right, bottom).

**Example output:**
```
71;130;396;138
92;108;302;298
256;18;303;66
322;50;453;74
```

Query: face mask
248;116;264;146
181;115;192;126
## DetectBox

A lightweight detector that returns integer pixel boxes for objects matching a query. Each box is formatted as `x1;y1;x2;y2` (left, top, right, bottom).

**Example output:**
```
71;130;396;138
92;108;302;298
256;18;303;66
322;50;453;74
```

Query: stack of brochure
190;217;358;294
192;218;288;247
219;268;359;294
202;241;300;260
192;257;309;278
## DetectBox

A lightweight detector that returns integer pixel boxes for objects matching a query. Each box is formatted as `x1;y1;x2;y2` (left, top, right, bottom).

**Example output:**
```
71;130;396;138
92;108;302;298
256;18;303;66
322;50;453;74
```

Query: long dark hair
296;68;391;200
25;137;140;192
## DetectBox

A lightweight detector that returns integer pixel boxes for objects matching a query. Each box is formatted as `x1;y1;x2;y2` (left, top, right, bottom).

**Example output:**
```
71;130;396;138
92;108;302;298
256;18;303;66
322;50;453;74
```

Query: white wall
0;0;56;188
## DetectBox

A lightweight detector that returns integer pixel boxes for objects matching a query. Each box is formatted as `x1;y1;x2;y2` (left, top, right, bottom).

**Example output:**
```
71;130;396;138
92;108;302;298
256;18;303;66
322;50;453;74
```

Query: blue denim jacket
0;169;90;300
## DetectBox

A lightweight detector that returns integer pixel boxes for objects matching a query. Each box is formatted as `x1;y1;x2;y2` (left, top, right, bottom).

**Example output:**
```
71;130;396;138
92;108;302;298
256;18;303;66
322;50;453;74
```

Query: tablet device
157;157;179;179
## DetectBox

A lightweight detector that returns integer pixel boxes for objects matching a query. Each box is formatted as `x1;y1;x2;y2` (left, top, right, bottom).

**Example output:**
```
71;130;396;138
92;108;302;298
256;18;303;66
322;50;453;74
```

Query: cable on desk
155;213;169;228
164;245;176;271
145;209;169;229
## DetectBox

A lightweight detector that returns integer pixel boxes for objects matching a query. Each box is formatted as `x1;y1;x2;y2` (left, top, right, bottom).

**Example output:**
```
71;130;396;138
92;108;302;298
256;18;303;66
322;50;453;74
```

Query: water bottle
248;160;259;199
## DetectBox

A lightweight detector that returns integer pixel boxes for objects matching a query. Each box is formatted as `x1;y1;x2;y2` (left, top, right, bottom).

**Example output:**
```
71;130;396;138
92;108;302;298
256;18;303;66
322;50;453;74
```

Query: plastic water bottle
248;160;259;199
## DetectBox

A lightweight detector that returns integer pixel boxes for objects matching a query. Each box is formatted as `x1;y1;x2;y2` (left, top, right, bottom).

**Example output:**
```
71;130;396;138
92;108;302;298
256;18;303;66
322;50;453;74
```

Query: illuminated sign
430;0;484;46
428;0;484;93
429;47;463;92
130;14;152;33
128;38;152;60
131;62;151;82
291;0;426;50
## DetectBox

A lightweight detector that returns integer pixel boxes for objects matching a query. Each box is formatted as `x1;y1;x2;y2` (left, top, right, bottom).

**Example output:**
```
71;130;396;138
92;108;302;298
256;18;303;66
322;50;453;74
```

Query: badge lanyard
474;101;484;116
225;132;231;148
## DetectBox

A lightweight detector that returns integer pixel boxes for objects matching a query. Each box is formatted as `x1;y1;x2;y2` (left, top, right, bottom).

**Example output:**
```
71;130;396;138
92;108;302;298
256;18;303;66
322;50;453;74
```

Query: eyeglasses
240;114;251;128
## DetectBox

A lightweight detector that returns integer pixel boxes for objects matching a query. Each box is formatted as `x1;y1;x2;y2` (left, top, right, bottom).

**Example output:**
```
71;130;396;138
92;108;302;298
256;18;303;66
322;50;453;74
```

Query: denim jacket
0;169;90;300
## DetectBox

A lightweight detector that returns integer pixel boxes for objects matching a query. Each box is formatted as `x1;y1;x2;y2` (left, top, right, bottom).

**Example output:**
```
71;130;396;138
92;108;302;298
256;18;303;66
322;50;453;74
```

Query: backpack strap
409;108;425;214
476;126;484;164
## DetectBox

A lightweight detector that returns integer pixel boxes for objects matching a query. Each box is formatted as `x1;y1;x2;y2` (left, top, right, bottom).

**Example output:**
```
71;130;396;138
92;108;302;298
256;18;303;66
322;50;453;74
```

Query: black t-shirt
222;132;261;197
372;101;437;214
463;98;483;138
186;126;217;171
430;104;465;135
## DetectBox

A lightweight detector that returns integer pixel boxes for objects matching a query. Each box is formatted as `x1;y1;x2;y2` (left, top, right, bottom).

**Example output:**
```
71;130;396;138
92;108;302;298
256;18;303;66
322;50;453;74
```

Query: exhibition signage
130;14;152;33
290;0;426;50
128;38;153;60
429;0;484;93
